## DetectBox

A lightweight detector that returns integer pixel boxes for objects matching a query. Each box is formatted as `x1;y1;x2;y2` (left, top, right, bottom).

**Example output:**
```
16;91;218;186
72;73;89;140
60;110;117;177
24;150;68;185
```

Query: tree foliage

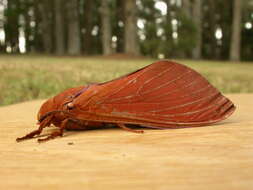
0;0;252;61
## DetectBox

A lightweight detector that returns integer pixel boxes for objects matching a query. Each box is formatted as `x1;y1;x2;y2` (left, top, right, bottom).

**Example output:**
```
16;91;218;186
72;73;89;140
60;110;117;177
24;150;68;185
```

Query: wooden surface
0;94;252;190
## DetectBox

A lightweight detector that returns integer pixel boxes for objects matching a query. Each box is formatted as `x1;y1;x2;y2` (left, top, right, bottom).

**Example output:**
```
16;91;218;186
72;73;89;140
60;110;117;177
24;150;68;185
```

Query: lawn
0;55;252;106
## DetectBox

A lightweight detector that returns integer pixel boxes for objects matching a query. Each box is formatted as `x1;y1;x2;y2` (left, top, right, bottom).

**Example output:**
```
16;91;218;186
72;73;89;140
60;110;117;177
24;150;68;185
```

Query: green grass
0;55;252;106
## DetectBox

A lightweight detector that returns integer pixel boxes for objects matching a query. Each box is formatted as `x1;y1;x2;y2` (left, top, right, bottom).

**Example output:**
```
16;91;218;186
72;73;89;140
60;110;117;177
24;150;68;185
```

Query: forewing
75;61;235;126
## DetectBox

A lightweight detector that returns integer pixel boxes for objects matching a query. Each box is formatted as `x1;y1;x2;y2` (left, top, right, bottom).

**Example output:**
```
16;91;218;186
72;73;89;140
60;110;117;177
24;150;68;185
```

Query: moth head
37;98;57;126
37;100;73;128
37;86;85;126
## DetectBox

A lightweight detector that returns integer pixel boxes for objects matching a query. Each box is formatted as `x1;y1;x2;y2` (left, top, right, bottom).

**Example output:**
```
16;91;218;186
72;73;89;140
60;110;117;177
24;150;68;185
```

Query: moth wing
75;61;235;127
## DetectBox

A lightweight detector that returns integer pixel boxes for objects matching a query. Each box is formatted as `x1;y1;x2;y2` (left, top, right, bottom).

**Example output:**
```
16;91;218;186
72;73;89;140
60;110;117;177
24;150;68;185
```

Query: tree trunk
66;0;81;55
116;0;125;53
182;0;192;18
54;0;65;55
100;0;112;55
179;0;192;58
5;0;20;52
67;0;81;55
83;0;93;54
164;0;173;58
192;0;202;59
37;0;53;53
124;0;139;55
229;0;241;61
24;4;31;52
33;1;43;52
202;0;217;59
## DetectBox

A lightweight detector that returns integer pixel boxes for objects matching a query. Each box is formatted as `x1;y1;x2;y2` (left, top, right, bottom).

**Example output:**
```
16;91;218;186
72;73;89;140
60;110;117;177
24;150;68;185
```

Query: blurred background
0;0;252;106
0;0;252;60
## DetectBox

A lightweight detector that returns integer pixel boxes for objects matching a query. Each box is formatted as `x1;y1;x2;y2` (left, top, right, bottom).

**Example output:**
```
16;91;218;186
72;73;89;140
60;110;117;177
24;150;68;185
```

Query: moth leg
17;114;54;142
16;125;46;142
37;119;69;143
117;123;144;134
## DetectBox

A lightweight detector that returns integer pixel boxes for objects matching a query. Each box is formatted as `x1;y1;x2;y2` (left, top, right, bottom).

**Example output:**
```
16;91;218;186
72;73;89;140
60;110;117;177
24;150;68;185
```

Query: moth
17;60;235;142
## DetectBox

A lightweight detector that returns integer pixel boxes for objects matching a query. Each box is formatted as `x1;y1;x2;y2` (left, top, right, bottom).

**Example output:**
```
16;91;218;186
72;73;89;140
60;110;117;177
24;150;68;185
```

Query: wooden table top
0;94;252;190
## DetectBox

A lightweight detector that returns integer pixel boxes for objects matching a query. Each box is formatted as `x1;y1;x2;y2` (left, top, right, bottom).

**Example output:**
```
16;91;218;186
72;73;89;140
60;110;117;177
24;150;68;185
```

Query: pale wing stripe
165;96;227;117
104;69;193;104
141;70;193;95
97;89;222;119
136;64;176;94
188;97;230;121
98;63;175;104
97;68;147;104
103;83;213;106
142;77;203;102
106;70;203;103
109;95;225;118
142;84;214;104
74;99;234;126
149;91;220;112
76;102;234;126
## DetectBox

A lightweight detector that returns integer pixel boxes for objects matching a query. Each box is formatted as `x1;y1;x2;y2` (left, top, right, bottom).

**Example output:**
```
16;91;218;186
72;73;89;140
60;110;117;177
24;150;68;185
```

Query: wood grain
0;94;252;190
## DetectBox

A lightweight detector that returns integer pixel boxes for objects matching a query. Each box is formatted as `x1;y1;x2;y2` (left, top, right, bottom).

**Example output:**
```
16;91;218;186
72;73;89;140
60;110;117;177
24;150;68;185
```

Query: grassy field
0;55;252;106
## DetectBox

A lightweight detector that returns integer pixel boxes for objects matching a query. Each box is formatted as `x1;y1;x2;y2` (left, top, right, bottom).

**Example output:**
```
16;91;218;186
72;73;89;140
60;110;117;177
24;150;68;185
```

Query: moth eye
67;102;74;110
67;95;73;99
